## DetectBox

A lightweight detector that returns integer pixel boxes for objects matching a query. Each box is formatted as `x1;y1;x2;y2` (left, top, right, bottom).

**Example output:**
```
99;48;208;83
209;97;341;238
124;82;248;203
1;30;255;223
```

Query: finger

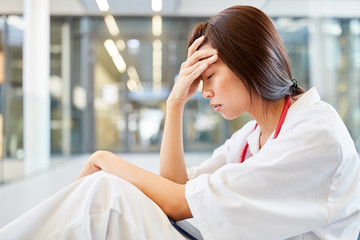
181;54;218;78
188;77;202;93
187;36;205;59
183;62;209;84
179;61;204;79
183;49;217;69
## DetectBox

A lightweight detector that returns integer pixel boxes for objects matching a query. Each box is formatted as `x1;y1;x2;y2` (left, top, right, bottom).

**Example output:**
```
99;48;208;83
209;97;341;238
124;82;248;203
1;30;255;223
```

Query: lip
211;104;222;112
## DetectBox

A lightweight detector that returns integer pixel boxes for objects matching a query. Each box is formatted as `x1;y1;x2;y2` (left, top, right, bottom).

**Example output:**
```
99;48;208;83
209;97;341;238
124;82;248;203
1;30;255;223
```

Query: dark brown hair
188;5;304;101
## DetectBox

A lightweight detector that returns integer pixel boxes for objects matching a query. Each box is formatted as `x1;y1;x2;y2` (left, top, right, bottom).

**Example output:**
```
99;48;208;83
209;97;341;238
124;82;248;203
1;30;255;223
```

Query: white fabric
0;171;186;240
186;87;360;240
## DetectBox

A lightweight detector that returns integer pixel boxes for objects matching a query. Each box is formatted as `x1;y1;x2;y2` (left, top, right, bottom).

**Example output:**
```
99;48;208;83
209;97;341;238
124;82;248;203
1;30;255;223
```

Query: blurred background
0;0;359;183
0;0;359;225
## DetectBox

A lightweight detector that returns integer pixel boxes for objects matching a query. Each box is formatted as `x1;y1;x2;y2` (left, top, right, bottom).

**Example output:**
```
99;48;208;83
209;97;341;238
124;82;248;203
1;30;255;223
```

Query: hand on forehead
198;42;217;61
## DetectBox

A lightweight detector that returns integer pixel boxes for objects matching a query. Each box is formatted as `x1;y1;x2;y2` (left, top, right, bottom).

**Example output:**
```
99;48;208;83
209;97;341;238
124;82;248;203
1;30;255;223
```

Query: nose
202;83;214;99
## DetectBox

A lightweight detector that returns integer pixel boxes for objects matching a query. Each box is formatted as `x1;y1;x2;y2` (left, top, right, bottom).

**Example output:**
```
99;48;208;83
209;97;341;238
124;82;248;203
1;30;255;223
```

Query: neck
248;96;289;148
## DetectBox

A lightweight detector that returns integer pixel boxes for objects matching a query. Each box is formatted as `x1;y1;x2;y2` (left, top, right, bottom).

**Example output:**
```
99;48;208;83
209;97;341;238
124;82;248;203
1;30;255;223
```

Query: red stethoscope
240;95;291;163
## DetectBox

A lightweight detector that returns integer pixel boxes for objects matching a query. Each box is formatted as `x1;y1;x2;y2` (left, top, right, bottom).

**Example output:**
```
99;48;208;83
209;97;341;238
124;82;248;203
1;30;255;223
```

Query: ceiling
0;0;359;18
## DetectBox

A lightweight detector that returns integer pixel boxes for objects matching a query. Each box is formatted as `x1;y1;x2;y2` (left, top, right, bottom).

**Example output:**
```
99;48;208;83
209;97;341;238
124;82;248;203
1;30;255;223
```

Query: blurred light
73;86;87;110
49;75;63;99
102;84;118;104
139;109;164;145
195;114;219;131
197;80;203;92
355;53;360;68
153;39;162;49
116;39;126;51
350;20;360;35
127;66;139;80
127;39;140;49
322;21;342;36
276;18;308;33
50;44;61;54
153;40;162;92
104;15;120;36
127;79;138;92
127;66;143;92
112;55;126;73
104;39;118;57
152;0;162;12
7;16;24;30
96;0;109;12
104;39;127;73
152;15;162;36
128;119;137;132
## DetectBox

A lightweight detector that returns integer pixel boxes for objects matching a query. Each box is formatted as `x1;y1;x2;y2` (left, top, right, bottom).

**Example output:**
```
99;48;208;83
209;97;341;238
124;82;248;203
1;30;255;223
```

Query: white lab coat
0;171;186;240
185;87;360;240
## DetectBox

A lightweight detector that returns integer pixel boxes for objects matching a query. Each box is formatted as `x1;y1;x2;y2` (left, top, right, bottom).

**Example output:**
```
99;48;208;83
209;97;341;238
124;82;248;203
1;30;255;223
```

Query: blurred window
1;15;359;182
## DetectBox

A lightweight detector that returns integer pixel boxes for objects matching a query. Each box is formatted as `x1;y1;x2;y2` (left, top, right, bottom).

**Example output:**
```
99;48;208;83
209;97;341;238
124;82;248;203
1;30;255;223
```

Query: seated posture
1;5;359;240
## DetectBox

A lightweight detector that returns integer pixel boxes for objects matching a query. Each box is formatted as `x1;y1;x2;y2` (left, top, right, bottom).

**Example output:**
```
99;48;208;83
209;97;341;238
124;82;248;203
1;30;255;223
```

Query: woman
1;5;359;240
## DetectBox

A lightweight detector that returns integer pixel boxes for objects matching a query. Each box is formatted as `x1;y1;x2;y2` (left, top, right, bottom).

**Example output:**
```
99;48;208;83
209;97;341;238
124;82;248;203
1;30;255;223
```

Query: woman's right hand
168;36;218;105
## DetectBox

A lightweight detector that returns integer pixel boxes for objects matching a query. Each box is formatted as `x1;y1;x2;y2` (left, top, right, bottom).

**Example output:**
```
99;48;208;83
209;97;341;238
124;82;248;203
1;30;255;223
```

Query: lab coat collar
247;125;261;155
246;87;321;155
288;87;321;114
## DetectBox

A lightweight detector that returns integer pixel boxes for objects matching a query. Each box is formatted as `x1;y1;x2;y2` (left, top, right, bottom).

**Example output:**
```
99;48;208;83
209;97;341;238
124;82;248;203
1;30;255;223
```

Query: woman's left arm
77;150;192;221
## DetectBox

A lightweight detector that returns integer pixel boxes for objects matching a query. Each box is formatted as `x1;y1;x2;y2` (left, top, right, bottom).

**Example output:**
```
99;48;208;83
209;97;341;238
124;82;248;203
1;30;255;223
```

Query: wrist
166;98;186;110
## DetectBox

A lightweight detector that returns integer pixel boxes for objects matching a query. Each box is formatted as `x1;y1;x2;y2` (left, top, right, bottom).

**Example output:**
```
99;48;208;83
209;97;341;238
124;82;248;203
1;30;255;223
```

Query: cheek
224;87;251;118
225;102;247;119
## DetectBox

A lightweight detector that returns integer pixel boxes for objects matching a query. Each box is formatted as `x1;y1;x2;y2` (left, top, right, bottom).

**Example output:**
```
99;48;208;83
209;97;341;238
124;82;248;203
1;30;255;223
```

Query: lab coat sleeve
187;121;256;179
185;120;359;240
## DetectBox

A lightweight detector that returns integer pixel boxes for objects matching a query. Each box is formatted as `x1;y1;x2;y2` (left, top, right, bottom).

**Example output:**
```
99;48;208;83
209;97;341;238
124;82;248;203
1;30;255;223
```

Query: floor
1;153;359;239
0;152;211;229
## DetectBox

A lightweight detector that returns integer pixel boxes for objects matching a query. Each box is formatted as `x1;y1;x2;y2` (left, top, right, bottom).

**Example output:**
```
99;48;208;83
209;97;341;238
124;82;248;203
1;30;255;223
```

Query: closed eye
207;74;214;79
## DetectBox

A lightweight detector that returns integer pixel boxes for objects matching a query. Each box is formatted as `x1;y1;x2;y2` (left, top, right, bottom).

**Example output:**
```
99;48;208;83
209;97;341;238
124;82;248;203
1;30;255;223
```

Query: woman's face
200;43;251;120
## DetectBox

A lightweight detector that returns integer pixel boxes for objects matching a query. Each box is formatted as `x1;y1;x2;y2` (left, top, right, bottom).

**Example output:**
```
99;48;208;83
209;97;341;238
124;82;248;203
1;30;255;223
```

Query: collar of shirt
246;87;321;156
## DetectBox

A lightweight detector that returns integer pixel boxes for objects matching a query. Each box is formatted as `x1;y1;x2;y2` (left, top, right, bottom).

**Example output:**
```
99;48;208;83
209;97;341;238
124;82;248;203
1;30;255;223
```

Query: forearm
95;151;192;221
159;100;188;184
159;37;217;184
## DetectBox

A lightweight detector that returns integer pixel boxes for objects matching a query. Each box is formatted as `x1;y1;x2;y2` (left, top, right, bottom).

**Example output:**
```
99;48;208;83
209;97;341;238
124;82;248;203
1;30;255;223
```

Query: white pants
0;171;186;240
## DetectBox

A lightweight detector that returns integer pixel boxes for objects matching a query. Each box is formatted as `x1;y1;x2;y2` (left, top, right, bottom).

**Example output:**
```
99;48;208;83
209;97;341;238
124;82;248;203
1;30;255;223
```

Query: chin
220;108;244;120
221;113;241;120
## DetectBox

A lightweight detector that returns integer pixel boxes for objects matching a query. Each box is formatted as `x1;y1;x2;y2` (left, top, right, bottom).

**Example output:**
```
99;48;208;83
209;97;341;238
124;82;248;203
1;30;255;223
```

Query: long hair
188;5;304;101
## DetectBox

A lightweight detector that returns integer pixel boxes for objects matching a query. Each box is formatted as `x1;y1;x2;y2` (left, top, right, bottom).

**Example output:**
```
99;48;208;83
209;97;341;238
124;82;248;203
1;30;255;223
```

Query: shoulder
288;99;347;139
282;97;358;166
286;88;346;140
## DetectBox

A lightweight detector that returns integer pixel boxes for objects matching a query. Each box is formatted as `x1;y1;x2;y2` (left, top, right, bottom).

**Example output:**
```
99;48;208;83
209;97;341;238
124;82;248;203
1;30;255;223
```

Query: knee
79;171;138;195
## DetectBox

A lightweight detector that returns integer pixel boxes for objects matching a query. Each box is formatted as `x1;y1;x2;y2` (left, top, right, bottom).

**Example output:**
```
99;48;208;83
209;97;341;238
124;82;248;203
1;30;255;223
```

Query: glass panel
50;18;63;156
1;13;359;184
348;19;360;152
70;24;84;154
338;19;360;152
0;16;4;184
307;18;360;153
275;18;310;90
94;40;126;151
184;95;224;151
3;16;24;181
